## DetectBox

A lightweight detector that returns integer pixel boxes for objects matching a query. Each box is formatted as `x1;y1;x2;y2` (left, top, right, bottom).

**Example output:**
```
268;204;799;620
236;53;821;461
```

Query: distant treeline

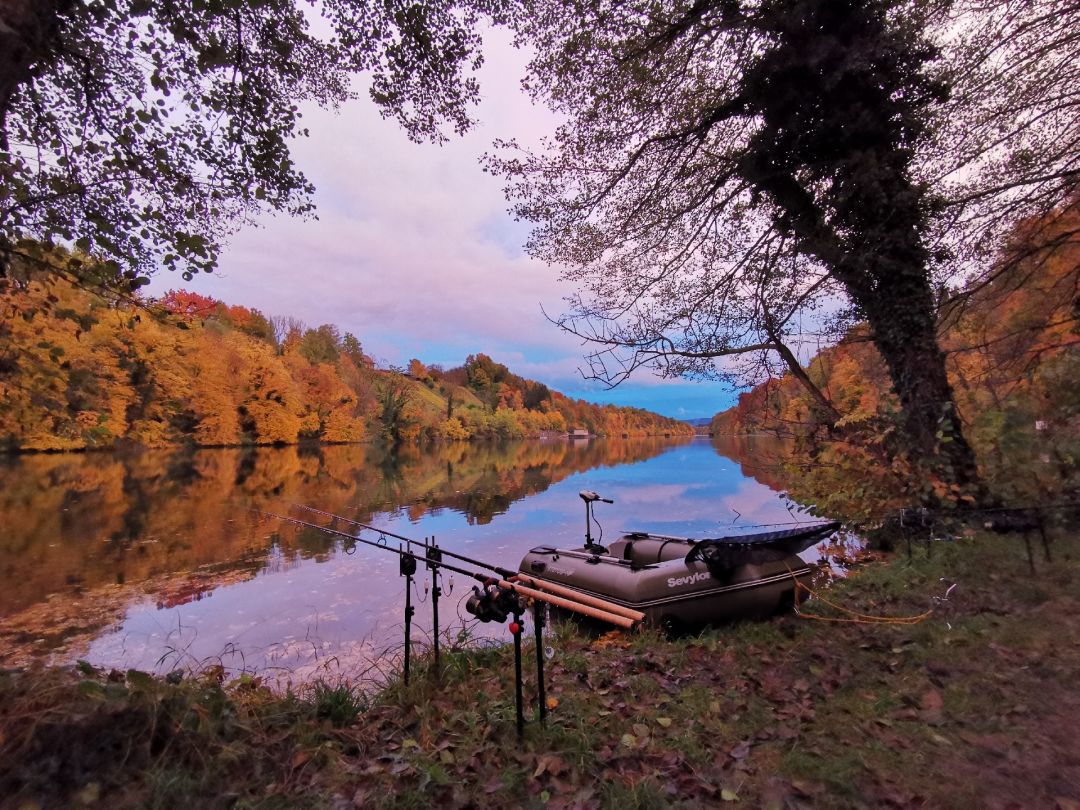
0;275;692;452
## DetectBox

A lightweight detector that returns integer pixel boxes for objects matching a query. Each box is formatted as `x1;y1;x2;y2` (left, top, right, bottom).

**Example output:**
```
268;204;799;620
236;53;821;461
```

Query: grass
1;527;1078;808
311;681;367;727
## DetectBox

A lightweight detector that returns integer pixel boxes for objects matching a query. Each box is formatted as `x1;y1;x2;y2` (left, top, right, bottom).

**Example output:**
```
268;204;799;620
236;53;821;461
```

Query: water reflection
0;436;828;683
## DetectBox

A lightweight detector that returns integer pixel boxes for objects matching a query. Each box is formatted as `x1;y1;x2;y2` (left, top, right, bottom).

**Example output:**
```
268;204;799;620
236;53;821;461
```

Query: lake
0;436;838;687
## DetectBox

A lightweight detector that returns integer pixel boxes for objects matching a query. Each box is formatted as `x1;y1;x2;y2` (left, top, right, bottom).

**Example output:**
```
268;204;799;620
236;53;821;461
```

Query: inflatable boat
517;492;840;629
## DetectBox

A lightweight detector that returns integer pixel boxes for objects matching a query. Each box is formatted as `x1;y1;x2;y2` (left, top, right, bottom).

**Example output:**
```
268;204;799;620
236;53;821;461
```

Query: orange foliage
0;273;690;451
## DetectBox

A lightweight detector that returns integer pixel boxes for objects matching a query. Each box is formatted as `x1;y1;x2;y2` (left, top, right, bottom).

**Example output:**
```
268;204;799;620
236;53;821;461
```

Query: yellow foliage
0;272;692;451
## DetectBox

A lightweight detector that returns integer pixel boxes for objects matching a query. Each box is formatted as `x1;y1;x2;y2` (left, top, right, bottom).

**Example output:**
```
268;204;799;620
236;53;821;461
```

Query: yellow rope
785;564;933;625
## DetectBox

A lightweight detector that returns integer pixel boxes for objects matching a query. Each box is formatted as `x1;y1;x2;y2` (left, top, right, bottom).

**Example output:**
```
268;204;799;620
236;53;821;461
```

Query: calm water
0;436;829;685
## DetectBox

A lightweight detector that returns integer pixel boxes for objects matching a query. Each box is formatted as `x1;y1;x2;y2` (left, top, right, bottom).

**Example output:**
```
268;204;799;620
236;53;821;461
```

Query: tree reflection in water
0;436;845;683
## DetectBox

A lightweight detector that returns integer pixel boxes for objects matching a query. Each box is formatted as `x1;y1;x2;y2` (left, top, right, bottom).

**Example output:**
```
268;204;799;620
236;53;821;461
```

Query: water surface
0;436;829;685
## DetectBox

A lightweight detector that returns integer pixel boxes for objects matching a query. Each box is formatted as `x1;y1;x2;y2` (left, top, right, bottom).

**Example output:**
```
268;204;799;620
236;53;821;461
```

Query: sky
151;29;740;420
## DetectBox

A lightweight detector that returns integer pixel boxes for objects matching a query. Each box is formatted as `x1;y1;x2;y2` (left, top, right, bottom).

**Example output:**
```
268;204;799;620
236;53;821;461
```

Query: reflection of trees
0;437;689;617
711;435;798;495
712;433;913;521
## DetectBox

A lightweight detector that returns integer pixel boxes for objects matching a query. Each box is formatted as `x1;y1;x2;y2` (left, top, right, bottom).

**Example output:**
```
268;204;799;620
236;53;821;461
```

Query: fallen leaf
920;690;944;712
75;783;100;806
656;717;673;728
730;741;751;760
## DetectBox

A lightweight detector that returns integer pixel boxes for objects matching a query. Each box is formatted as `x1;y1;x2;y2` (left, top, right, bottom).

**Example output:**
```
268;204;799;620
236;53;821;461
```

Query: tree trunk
857;266;983;493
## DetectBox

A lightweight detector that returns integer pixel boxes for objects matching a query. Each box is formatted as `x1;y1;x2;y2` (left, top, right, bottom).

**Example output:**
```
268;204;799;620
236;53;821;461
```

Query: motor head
579;490;614;504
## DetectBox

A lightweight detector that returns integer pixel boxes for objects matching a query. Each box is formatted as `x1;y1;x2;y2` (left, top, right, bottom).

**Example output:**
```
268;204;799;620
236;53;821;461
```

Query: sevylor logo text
667;572;711;588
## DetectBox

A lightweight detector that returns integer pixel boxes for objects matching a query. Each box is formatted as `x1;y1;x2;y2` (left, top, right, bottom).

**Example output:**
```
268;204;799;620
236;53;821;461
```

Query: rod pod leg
1038;514;1052;562
400;550;416;686
404;579;413;685
512;612;524;739
534;600;547;724
426;538;443;677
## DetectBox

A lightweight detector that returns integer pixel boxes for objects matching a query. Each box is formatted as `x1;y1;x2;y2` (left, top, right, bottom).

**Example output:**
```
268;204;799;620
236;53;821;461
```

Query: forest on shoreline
710;203;1079;515
0;271;692;453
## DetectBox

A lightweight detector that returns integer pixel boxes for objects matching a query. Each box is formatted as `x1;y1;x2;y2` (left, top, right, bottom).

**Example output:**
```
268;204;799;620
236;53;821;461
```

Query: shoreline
0;432;695;457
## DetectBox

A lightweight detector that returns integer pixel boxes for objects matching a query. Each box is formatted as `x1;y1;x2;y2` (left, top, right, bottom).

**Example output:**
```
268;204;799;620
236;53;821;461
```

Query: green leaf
126;669;154;689
76;680;106;697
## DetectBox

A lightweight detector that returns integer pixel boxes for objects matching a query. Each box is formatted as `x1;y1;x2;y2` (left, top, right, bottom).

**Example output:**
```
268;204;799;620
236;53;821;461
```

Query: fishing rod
297;504;516;577
294;505;646;623
260;511;639;629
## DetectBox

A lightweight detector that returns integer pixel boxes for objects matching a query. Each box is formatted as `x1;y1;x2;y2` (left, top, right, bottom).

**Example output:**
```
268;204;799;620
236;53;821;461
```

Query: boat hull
517;523;840;628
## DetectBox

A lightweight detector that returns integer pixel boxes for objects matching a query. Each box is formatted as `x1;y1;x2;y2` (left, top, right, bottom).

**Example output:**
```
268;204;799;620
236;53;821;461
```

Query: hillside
0;272;692;452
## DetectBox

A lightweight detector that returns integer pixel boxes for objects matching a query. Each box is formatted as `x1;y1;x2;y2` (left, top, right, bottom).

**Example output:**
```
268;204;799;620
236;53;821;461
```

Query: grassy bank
2;530;1078;809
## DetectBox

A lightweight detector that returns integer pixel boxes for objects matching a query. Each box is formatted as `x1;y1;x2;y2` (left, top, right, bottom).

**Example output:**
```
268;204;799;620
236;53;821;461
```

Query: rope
785;564;933;625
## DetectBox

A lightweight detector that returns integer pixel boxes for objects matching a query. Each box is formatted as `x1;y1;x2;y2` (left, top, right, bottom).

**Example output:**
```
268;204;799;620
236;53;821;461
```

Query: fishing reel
465;584;526;623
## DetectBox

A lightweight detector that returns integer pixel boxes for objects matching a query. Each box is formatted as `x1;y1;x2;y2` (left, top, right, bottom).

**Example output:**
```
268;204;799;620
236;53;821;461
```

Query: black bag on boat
685;522;840;574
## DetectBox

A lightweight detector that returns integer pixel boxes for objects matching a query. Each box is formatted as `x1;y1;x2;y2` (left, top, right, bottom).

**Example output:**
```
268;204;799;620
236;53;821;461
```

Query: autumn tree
0;0;514;292
341;332;370;368
523;381;552;410
378;375;414;445
498;0;1080;495
298;324;341;365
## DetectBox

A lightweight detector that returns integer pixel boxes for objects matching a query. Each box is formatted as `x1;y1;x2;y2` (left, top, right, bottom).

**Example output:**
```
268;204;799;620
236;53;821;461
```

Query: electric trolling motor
579;490;614;553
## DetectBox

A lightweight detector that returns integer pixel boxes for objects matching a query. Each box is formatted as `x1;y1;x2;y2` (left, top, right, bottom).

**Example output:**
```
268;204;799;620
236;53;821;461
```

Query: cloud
149;28;739;420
